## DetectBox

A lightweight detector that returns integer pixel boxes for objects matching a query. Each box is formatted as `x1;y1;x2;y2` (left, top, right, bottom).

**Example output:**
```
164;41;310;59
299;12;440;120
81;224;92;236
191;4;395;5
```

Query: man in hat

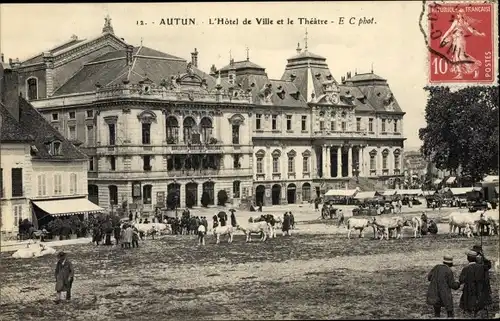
426;255;460;318
458;250;488;317
54;251;74;303
470;245;493;316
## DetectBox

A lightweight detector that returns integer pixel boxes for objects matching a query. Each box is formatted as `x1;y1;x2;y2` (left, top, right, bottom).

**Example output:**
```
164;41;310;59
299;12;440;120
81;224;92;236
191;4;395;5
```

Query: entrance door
287;184;296;204
272;184;281;205
255;185;265;206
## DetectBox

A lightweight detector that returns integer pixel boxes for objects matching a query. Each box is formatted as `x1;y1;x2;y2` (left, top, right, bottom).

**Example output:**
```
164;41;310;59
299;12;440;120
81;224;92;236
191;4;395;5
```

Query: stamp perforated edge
419;0;499;87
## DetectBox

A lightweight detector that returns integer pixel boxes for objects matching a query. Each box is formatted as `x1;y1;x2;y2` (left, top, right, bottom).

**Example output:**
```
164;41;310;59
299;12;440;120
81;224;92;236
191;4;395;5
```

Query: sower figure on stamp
54;251;74;303
426;255;460;318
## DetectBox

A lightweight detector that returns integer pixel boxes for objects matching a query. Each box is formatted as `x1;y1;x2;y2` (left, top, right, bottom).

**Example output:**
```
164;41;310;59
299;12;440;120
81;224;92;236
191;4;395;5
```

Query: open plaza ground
1;204;499;320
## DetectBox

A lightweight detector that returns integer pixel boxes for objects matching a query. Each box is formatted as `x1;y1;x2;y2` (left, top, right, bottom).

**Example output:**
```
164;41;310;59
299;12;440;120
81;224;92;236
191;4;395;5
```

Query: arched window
108;185;118;205
302;182;312;202
272;150;281;173
166;116;179;144
255;150;265;174
233;181;241;198
69;173;77;195
143;184;152;204
27;78;38;101
302;150;311;173
382;149;389;169
287;150;296;173
183;117;196;143
394;149;401;170
369;149;377;171
200;117;213;143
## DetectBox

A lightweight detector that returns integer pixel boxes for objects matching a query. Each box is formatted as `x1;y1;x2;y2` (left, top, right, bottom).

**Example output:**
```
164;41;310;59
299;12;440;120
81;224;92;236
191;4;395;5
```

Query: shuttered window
11;168;23;197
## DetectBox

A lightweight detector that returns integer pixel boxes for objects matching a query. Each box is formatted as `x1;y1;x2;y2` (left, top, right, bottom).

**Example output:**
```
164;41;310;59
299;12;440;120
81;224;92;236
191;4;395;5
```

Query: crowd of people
426;244;493;318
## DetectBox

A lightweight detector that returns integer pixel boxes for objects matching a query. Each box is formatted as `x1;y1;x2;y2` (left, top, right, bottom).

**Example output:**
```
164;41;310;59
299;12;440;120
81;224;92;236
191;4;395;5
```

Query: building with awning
433;178;442;185
449;187;474;196
382;190;397;196
422;190;436;196
33;198;103;217
325;189;359;197
446;177;456;184
395;189;423;196
354;191;378;200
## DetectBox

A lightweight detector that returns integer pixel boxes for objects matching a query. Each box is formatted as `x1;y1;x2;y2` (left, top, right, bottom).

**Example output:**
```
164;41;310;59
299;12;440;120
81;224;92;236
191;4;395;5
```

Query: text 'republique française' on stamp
423;1;496;84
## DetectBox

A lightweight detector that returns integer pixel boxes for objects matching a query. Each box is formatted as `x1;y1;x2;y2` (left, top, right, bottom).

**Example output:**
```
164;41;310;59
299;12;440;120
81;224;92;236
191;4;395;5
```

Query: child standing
197;223;206;246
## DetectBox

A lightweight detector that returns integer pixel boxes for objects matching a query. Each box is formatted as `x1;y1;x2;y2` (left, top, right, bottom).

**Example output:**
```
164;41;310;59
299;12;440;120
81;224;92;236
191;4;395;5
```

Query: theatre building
1;62;101;237
5;16;406;213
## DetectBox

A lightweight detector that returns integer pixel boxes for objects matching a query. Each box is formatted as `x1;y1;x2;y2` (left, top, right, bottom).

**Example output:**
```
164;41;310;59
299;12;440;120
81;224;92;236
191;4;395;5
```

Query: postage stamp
427;1;496;84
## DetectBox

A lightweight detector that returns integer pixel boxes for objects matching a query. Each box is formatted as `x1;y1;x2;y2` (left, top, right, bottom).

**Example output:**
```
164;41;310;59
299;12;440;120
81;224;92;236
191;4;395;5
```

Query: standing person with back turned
54;251;74;303
426;255;460;318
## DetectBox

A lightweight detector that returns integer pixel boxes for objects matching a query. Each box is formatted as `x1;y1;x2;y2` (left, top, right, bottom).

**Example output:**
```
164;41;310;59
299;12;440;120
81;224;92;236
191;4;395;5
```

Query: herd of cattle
345;209;500;240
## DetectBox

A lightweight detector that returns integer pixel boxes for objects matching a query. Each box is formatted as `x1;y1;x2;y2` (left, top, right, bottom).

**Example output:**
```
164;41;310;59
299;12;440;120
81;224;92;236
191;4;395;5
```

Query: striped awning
33;198;104;217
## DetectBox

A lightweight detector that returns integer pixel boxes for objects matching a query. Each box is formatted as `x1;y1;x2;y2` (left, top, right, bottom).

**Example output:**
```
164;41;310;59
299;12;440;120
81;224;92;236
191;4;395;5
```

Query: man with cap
54;251;74;303
426;255;460;317
469;245;493;316
458;250;488;317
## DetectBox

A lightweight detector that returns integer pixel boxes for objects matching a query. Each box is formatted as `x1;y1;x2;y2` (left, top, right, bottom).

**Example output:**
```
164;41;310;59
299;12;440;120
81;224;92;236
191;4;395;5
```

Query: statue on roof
186;62;194;75
102;14;114;34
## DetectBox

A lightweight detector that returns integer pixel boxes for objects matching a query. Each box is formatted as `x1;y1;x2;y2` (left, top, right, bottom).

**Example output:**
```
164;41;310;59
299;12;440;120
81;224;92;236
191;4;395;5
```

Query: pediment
137;109;157;123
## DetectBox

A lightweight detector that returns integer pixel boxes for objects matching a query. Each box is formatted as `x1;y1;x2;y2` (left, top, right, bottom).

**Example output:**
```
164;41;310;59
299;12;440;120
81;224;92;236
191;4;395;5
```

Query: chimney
341;76;346;84
1;66;21;122
296;42;302;54
126;45;134;66
191;48;198;67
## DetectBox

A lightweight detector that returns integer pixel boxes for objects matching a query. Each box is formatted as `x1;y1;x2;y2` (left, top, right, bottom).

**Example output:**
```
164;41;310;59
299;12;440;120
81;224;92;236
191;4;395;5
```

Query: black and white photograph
0;1;499;320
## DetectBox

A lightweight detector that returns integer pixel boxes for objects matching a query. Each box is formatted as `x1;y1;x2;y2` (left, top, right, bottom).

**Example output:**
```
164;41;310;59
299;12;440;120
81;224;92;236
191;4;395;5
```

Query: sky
0;2;430;150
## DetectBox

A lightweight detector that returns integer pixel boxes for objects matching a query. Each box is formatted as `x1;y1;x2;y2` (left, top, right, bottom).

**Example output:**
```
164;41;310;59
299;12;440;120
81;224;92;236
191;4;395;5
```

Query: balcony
92;168;253;180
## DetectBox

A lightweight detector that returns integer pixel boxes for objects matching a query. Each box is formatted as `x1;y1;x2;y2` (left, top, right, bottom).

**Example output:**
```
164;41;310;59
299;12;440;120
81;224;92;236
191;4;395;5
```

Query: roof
54;46;225;96
346;73;386;82
0;102;34;142
21;38;87;66
17;97;88;160
220;60;265;71
287;50;326;61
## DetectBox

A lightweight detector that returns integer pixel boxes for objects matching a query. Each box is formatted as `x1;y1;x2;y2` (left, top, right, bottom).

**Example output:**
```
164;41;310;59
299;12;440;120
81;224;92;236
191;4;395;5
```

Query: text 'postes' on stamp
427;2;495;84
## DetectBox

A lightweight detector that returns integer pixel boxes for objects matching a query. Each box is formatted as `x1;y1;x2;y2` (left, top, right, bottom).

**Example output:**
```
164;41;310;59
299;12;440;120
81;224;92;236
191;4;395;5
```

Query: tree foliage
419;86;499;183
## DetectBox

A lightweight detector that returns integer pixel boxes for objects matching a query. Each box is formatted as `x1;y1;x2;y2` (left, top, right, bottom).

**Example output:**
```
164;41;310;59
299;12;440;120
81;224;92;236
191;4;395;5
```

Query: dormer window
51;113;59;121
46;140;62;156
143;85;150;93
27;77;38;101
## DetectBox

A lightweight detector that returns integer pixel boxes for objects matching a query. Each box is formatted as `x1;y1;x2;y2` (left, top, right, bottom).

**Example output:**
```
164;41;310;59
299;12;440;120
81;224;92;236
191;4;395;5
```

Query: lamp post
353;161;360;184
174;192;179;218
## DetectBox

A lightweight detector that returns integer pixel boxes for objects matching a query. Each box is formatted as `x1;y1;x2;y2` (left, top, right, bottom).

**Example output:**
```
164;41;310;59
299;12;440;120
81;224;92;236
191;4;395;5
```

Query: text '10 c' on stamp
426;2;496;84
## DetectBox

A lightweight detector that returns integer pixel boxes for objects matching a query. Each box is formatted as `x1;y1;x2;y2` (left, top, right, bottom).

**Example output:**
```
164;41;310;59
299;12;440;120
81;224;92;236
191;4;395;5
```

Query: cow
133;223;171;239
236;221;271;242
345;218;373;239
214;225;234;244
369;216;404;240
250;214;278;238
402;216;423;238
12;242;56;259
447;212;483;237
480;209;499;235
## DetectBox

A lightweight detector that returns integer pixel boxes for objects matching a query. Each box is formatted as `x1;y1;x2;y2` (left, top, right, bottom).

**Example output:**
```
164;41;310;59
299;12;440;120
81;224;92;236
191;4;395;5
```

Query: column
322;146;327;178
348;146;353;177
325;146;331;178
337;146;342;178
358;146;363;177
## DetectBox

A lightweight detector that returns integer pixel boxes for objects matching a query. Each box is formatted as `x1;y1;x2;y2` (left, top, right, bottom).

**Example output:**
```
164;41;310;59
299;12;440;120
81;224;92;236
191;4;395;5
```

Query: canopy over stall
382;190;397;196
449;187;474;196
482;175;499;183
325;189;359;197
434;178;443;185
422;190;436;196
354;191;378;200
33;198;104;217
446;177;456;184
395;189;423;196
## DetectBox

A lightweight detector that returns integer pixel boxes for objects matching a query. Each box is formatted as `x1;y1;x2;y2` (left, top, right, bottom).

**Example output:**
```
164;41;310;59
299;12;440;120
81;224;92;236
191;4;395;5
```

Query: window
52;113;59;121
232;124;240;144
394;153;400;169
86;110;94;118
108;123;116;145
166;116;179;144
271;115;278;130
303;156;309;173
109;185;118;205
70;173;77;194
69;111;76;119
143;155;152;171
183;117;196;143
255;114;262;130
330;121;336;131
89;157;95;171
27;78;38;100
54;174;62;195
68;125;76;140
319;121;324;131
200;117;213;143
356;118;361;132
233;154;241;168
369;151;377;170
383;154;388;169
394;119;398;133
37;174;47;197
13;205;22;226
109;156;116;171
142;123;151;144
287;156;295;173
52;141;62;156
381;119;386;132
233;181;241;198
368;118;374;132
143;185;152;204
86;125;95;145
286;115;292;131
301;116;307;131
11;168;23;197
256;157;264;174
272;156;280;173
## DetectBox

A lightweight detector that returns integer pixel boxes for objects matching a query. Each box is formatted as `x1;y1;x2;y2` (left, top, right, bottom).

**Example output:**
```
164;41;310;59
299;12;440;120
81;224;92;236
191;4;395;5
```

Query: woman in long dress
440;9;486;79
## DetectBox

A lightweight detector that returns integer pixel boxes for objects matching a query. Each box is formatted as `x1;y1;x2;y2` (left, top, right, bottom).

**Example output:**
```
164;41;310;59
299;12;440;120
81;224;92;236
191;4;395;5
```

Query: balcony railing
93;168;253;180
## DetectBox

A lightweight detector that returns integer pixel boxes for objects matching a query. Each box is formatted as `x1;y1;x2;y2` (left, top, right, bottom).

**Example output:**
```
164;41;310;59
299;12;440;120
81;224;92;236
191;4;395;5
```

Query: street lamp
353;161;360;184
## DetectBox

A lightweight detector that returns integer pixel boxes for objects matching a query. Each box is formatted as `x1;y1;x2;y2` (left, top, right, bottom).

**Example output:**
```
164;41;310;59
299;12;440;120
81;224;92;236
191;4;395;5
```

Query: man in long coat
459;250;489;317
282;213;291;236
54;251;74;303
471;244;493;315
426;255;460;317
